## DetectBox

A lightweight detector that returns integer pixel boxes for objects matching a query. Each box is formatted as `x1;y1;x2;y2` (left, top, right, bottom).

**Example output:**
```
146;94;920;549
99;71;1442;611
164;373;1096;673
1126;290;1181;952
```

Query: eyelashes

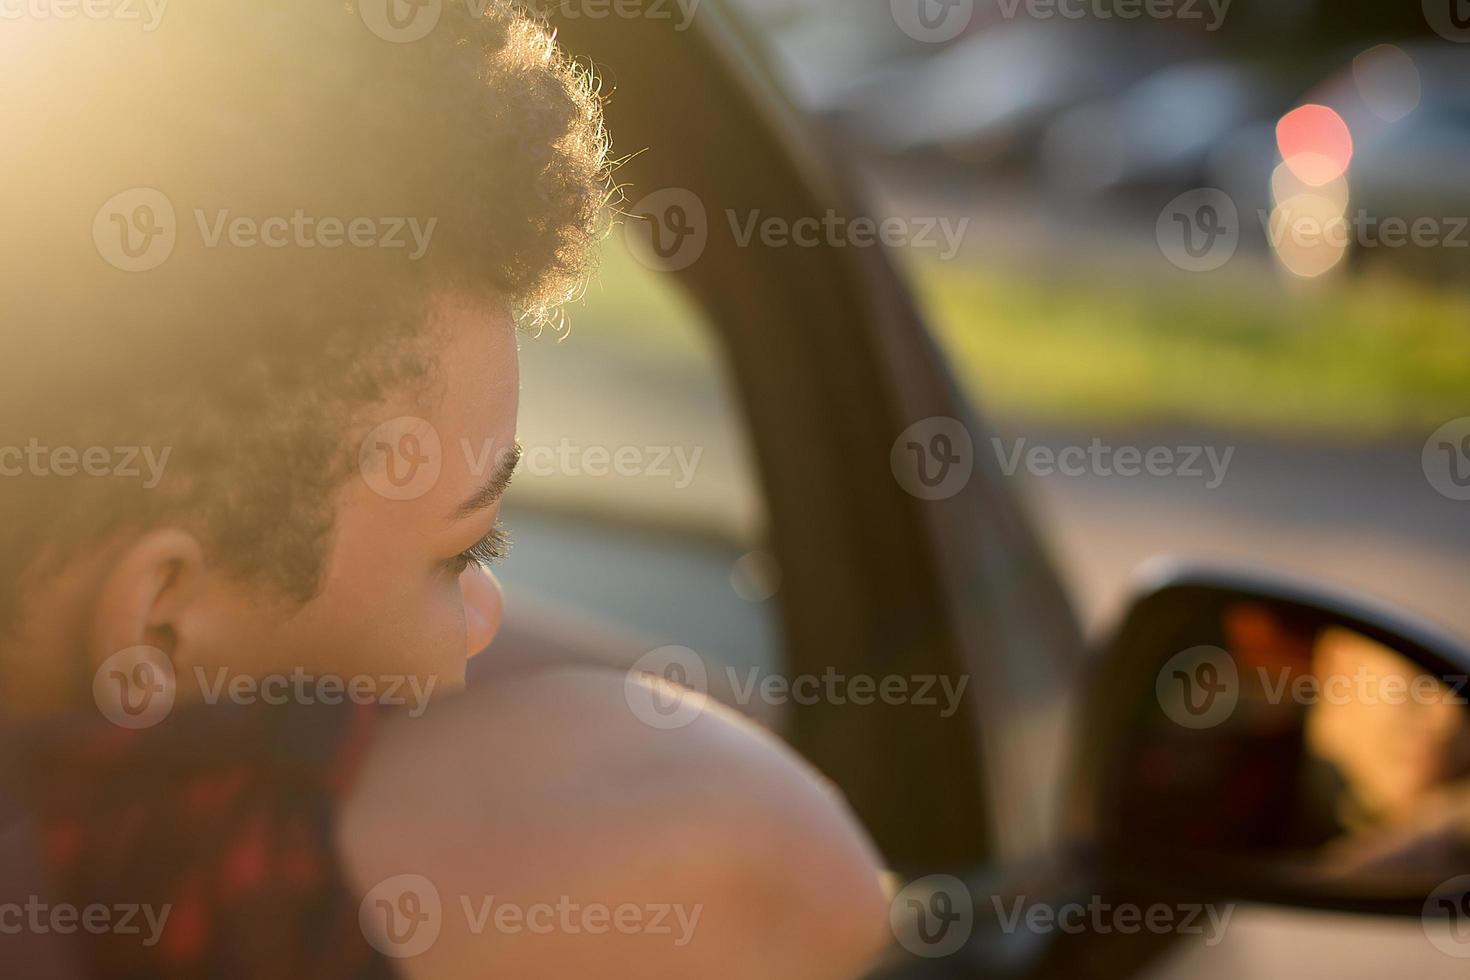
448;522;513;574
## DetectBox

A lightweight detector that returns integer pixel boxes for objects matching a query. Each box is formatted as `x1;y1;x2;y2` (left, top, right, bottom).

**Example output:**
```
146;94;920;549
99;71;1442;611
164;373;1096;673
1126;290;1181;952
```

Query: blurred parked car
1312;43;1470;282
826;20;1199;172
1039;60;1281;195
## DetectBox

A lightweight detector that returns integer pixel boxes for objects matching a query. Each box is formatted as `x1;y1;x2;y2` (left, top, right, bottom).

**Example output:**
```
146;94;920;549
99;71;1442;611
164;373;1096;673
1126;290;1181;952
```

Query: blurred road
508;325;1470;653
998;421;1470;640
1145;904;1469;980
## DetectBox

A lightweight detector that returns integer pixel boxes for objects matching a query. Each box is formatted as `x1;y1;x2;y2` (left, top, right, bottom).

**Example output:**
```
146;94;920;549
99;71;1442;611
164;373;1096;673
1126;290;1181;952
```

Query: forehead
427;299;521;452
348;298;520;523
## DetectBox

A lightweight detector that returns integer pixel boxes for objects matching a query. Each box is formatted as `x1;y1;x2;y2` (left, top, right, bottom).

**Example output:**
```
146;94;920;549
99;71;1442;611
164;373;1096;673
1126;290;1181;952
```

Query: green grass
909;257;1470;441
569;243;1470;443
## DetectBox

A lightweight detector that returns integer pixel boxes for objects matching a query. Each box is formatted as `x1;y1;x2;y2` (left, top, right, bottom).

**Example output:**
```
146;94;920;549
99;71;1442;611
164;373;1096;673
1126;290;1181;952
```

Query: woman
0;3;889;977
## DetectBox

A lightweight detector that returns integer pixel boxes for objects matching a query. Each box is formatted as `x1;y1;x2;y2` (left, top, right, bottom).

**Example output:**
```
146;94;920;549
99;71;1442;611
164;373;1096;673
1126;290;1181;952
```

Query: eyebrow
451;442;522;520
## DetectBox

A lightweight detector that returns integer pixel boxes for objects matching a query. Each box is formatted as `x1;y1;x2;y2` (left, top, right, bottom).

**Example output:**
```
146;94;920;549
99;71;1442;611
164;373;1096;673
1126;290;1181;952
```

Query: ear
86;528;209;674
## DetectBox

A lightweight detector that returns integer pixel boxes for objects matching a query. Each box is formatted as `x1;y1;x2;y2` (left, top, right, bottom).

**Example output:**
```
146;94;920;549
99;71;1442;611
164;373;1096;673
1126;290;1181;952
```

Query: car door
533;0;1087;878
529;7;1470;980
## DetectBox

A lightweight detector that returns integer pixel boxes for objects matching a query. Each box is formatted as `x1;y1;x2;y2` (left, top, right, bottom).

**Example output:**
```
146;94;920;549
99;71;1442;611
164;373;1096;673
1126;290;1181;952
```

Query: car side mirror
1073;560;1470;919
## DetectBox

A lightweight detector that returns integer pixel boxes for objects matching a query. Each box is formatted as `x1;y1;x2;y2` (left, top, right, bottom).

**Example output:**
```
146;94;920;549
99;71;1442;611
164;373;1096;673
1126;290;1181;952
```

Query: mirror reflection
1114;600;1470;886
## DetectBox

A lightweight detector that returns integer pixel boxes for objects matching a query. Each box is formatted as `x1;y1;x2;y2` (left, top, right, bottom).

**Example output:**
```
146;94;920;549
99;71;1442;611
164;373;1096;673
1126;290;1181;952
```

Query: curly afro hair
0;1;614;632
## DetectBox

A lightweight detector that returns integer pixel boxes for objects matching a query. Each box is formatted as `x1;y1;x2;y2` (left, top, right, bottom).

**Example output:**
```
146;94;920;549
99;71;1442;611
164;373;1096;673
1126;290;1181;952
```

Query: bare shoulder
337;667;890;980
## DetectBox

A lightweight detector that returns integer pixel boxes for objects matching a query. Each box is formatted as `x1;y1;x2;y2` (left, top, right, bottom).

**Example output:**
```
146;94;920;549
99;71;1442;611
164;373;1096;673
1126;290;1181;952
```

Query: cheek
461;566;504;659
250;562;473;690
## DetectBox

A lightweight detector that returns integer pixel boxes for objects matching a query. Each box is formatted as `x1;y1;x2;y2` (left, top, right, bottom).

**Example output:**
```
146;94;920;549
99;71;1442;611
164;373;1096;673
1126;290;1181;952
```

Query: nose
461;565;505;659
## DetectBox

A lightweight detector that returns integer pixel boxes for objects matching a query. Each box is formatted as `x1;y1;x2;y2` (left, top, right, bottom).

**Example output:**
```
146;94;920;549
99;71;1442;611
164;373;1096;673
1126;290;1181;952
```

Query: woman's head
0;1;612;717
